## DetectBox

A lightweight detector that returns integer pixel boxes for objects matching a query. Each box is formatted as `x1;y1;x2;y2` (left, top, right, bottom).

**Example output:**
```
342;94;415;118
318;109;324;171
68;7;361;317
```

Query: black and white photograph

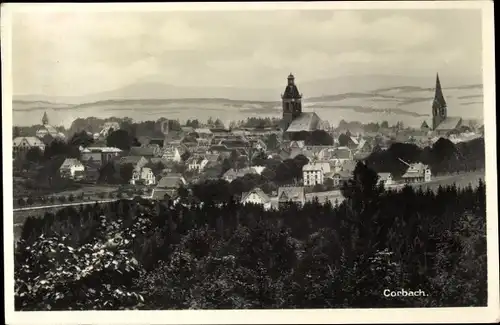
2;2;499;324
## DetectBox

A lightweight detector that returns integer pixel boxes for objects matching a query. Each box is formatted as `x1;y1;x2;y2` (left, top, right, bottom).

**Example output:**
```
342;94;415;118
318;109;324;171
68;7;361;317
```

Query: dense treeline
15;162;486;310
366;137;485;178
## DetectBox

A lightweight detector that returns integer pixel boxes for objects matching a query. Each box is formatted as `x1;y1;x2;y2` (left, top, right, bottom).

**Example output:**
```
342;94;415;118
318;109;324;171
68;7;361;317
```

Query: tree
119;163;135;184
214;119;225;129
307;130;333;146
380;121;389;129
338;133;350;147
13;126;21;138
106;130;136;151
265;134;279;151
69;130;94;148
25;147;44;163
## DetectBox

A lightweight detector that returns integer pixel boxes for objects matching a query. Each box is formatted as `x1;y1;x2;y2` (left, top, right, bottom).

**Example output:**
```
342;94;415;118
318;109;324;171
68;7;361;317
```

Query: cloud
10;8;483;96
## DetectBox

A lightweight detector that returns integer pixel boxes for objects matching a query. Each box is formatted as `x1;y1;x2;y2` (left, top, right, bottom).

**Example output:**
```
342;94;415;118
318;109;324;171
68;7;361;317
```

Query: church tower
432;73;447;130
42;111;49;125
281;73;302;130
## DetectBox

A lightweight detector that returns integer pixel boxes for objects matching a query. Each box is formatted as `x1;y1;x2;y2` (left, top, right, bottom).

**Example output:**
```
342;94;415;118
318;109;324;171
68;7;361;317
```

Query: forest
15;162;487;310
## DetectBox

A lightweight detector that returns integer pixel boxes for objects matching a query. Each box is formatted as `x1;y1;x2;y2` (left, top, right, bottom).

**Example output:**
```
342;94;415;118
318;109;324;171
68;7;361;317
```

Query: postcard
2;1;498;324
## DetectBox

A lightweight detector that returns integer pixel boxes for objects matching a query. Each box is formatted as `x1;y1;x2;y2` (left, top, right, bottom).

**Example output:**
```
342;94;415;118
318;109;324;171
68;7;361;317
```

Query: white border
2;2;499;324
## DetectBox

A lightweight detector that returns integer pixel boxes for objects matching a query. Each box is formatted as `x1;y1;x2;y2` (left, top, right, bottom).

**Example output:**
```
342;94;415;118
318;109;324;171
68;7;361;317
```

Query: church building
279;73;328;135
35;111;65;143
429;74;463;135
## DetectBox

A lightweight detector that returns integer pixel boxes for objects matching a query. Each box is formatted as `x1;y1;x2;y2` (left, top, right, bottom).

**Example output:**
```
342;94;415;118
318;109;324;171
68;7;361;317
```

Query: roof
129;146;158;157
60;158;83;168
13;136;45;147
119;156;145;165
378;172;392;181
84;146;122;153
186;156;207;164
157;174;185;189
333;147;352;160
289;140;306;149
194;128;213;135
333;170;351;179
241;188;271;204
286;112;322;132
303;162;330;172
402;163;430;178
435;117;462;131
151;188;176;200
278;186;305;202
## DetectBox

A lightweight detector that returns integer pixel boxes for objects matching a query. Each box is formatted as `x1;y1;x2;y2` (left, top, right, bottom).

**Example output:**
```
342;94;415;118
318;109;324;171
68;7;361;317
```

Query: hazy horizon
12;8;482;98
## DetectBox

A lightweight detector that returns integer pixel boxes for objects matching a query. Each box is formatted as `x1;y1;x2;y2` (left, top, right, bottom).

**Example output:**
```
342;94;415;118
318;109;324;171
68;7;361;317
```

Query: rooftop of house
278;186;306;202
156;174;185;188
303;162;330;172
13;136;45;147
60;158;83;168
129;146;158;157
82;146;122;153
402;162;430;178
119;155;146;165
378;172;393;181
241;188;271;204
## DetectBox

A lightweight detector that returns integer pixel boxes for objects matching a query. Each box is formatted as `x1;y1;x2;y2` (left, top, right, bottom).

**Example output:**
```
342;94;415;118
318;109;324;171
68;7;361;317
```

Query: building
99;121;120;138
401;162;432;184
331;170;351;187
279;74;328;134
118;156;149;170
130;167;156;186
129;145;161;158
186;156;209;173
303;162;331;186
194;128;213;139
240;188;272;210
429;74;463;135
377;172;394;188
222;167;258;183
277;186;306;208
80;147;122;166
35;112;65;142
152;173;187;199
161;146;186;163
59;158;85;180
12;136;45;160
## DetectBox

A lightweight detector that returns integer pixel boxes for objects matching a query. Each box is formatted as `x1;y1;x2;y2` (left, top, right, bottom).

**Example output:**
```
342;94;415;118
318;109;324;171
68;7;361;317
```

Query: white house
186;156;209;173
402;163;432;184
377;172;394;188
240;188;272;210
130;167;156;186
303;162;331;186
59;158;85;180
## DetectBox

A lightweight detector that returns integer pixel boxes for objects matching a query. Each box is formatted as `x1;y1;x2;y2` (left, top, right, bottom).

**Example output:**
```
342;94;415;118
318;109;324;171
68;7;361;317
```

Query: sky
11;7;483;97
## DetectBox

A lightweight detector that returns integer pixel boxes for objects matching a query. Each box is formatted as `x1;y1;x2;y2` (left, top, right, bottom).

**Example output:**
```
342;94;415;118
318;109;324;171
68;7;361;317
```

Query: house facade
81;147;122;166
130;167;156;186
331;171;351;187
59;158;85;180
377;172;394;188
277;186;306;208
186;156;209;173
13;136;46;160
402;163;432;183
240;188;272;210
302;162;331;186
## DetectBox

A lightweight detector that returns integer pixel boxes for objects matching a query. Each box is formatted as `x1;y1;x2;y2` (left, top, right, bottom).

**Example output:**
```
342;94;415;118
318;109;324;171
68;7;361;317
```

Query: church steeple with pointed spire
432;73;447;130
42;111;49;125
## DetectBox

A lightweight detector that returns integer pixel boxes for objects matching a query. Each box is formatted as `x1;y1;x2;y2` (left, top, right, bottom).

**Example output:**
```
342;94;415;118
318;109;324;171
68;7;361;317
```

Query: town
13;73;484;212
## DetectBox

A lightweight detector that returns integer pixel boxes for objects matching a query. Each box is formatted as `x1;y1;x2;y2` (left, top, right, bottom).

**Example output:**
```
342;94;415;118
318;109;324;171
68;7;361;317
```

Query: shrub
17;198;25;206
98;192;106;199
26;196;34;206
68;194;75;202
59;196;67;203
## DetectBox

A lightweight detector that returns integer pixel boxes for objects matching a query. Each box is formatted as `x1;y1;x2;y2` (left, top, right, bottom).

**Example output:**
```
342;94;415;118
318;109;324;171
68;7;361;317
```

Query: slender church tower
432;73;447;130
42;111;49;125
281;73;302;131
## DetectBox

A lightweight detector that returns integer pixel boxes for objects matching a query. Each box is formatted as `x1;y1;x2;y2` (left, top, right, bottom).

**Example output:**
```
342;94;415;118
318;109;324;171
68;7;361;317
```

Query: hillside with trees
15;162;487;310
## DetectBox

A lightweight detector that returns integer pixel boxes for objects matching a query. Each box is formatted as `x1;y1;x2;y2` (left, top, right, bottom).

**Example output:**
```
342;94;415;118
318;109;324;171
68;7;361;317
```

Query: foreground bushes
15;163;487;310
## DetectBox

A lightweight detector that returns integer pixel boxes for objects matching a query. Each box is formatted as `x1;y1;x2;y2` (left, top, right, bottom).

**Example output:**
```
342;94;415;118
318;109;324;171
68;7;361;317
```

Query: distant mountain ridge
12;74;484;128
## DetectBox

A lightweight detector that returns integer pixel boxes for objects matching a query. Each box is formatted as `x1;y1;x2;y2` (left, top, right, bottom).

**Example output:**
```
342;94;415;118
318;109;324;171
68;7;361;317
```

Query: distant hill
12;74;484;128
